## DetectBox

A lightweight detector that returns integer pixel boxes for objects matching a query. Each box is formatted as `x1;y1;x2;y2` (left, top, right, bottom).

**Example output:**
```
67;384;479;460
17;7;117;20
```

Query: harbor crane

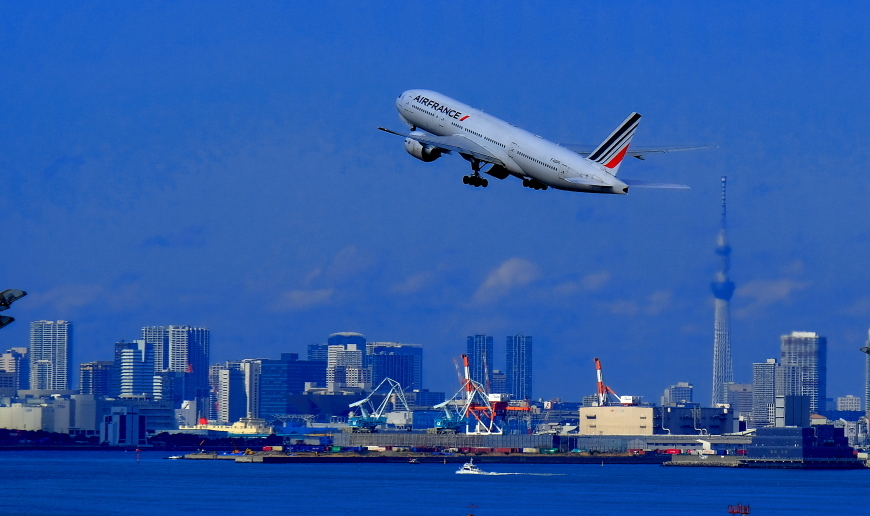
594;357;621;406
435;354;529;435
347;378;411;433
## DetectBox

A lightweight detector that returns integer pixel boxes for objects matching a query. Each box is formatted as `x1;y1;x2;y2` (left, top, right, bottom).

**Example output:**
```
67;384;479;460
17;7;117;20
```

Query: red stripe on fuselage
604;145;629;168
459;115;469;121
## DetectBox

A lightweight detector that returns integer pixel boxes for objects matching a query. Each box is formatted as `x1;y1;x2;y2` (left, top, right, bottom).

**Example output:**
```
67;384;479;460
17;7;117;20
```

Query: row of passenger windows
518;151;557;171
412;104;435;117
450;121;507;149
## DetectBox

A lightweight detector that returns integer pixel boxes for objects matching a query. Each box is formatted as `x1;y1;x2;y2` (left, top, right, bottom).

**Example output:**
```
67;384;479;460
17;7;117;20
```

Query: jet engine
403;138;442;162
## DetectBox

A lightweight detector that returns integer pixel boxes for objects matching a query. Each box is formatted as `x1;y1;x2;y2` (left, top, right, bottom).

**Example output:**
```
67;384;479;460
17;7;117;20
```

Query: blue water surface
0;450;865;515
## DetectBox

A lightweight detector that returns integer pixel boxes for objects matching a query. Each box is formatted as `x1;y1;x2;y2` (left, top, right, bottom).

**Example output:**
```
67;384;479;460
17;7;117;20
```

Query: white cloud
645;290;672;315
734;279;810;319
272;288;334;311
391;271;435;295
303;245;376;286
603;290;673;316
28;283;147;314
582;271;611;291
473;258;540;304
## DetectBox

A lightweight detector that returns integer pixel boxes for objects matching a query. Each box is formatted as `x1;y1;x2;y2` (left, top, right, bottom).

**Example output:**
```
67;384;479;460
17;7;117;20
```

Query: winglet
587;113;641;176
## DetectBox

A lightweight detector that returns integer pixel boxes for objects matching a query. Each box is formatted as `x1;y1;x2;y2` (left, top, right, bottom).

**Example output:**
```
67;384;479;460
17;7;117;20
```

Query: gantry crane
434;354;529;435
347;378;411;433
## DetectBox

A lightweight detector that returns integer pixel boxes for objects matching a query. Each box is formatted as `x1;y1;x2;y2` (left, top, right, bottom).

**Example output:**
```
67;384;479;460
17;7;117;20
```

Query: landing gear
463;159;488;188
522;178;548;191
463;175;488;187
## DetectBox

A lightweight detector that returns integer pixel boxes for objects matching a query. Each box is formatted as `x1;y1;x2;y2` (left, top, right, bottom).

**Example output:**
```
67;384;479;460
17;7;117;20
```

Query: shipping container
664;449;682;455
262;446;272;451
736;449;748;455
523;447;539;453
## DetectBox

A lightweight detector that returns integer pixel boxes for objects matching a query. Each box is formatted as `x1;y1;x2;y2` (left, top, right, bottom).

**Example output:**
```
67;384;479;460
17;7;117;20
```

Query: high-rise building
0;372;15;396
466;334;493;389
711;177;735;406
366;342;423;391
865;329;870;416
216;362;246;424
327;343;367;390
307;343;329;362
491;370;506;394
167;325;210;401
239;359;261;419
29;320;72;390
778;331;827;414
726;383;753;420
752;359;778;427
506;334;532;400
259;353;326;417
328;332;366;349
79;361;114;396
0;347;29;391
661;382;694;406
141;326;170;372
836;395;860;412
114;340;155;398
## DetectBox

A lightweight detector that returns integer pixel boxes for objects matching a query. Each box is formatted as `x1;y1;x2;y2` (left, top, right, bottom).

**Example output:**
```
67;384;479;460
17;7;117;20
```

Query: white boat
456;458;485;474
167;455;184;460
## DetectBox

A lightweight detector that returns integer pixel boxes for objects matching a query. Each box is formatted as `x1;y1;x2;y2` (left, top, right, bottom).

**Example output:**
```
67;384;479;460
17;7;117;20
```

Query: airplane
379;89;708;194
0;289;26;330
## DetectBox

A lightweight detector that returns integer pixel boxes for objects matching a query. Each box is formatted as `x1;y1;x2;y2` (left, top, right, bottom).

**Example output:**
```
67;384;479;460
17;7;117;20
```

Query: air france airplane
380;90;703;194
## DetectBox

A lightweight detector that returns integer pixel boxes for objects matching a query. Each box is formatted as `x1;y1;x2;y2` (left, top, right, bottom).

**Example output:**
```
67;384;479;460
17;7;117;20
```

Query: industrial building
579;405;736;436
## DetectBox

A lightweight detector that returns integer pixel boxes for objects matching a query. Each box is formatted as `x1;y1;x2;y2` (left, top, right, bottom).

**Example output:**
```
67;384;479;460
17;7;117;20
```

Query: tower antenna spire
711;176;735;406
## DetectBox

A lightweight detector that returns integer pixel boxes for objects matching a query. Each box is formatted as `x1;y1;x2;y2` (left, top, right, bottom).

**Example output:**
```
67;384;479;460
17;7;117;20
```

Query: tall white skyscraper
167;325;210;398
778;331;827;414
29;320;72;390
752;359;778;427
466;334;494;389
141;326;170;372
115;340;155;397
506;334;532;400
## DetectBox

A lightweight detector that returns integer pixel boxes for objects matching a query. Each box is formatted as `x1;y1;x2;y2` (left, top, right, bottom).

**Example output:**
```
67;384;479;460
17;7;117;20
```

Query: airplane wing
378;127;505;166
621;179;690;189
563;144;714;160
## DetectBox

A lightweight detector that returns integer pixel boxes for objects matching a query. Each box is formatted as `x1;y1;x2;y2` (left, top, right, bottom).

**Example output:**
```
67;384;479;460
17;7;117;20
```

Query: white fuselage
396;89;628;194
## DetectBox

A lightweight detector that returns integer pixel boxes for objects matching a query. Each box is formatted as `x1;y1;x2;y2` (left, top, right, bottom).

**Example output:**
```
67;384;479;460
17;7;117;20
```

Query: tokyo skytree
711;176;735;406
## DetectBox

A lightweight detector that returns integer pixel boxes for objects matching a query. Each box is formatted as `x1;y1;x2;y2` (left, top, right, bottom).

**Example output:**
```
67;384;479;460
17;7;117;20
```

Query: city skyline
7;319;866;416
3;4;870;402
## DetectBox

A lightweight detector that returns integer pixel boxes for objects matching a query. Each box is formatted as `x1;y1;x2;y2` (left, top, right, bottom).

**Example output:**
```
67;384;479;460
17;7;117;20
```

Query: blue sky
2;2;869;403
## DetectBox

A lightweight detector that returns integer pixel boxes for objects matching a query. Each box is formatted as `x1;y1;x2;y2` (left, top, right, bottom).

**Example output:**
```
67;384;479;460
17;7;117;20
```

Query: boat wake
463;472;565;476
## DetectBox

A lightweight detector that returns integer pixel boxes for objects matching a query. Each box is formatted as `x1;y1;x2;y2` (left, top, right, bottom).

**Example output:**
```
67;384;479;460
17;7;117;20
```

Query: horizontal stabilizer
622;179;690;189
0;289;26;311
564;144;715;159
0;315;13;330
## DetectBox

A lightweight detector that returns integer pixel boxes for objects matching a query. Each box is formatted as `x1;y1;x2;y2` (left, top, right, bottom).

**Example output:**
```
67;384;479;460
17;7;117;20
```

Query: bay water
0;450;865;515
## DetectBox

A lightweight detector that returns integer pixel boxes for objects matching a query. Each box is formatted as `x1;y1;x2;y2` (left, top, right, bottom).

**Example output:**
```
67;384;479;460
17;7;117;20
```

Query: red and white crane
594;357;621;406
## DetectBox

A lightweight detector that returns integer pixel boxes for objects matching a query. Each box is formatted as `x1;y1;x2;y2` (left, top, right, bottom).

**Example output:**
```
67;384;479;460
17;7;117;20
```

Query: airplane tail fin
587;112;641;176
